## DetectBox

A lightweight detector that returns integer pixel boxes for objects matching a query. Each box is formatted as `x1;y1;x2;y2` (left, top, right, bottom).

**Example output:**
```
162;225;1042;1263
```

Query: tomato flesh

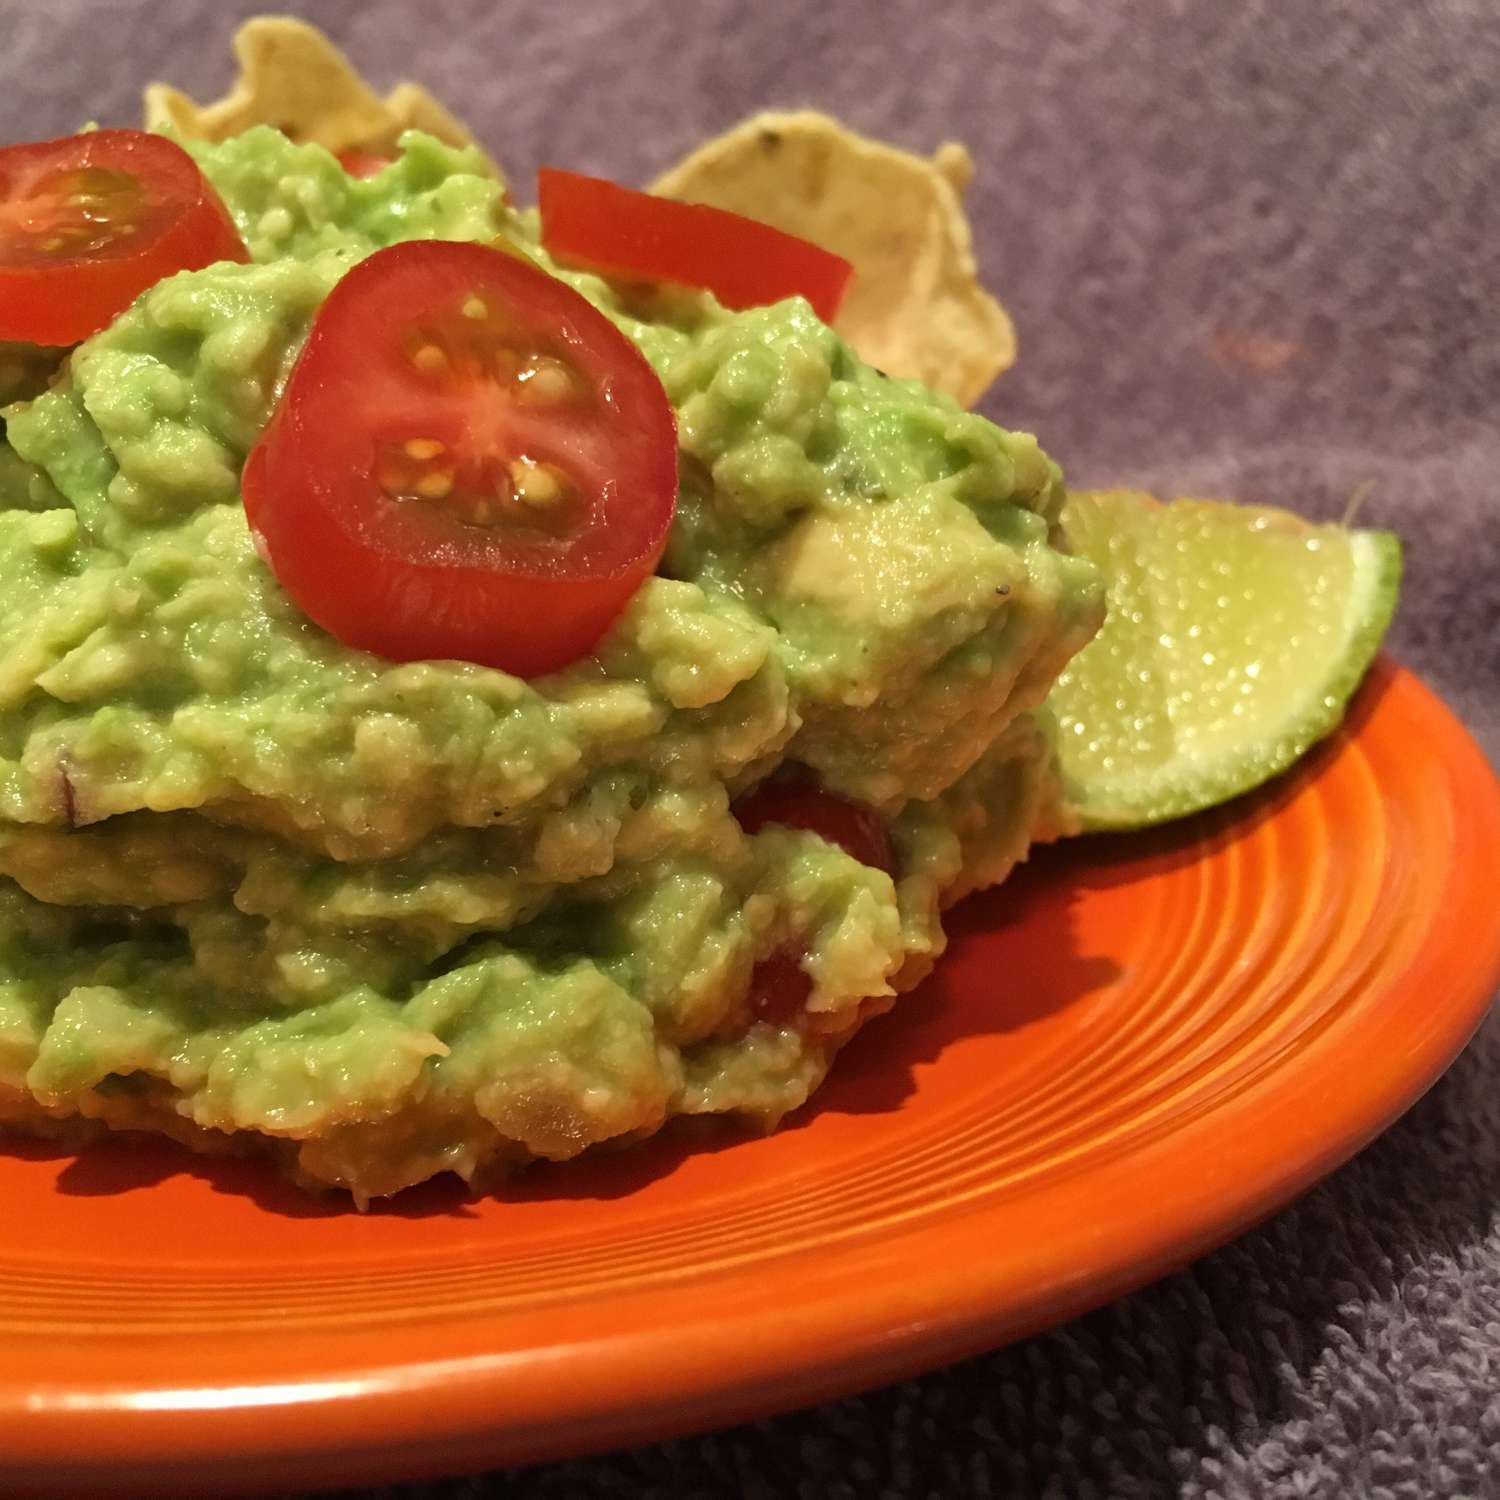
0;130;247;345
336;147;393;179
243;239;678;677
734;773;894;876
746;948;815;1030
538;168;853;323
734;773;895;1031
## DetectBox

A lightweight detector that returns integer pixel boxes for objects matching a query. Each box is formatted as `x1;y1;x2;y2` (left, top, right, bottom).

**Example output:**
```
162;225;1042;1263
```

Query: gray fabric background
5;1;1498;1495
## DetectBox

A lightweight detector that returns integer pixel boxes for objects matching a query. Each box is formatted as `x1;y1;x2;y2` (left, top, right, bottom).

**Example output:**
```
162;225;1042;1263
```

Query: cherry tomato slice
537;168;853;323
733;774;895;875
243;239;678;678
0;130;248;345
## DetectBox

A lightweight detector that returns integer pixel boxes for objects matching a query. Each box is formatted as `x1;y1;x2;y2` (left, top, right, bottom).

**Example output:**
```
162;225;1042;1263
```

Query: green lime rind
1046;490;1402;832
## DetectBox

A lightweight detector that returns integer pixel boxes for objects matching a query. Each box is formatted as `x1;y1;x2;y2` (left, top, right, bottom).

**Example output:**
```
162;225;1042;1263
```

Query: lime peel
1047;489;1402;831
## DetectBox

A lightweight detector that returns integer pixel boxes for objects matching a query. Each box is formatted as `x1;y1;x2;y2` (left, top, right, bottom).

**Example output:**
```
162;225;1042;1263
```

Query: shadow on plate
15;1130;480;1219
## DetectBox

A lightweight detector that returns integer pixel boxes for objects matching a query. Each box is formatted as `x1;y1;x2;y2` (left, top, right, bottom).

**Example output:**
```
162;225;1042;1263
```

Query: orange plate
3;659;1499;1498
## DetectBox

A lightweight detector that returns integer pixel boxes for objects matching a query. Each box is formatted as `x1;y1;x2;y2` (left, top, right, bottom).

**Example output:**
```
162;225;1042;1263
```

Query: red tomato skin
537;168;853;324
733;777;895;876
243;240;678;678
0;130;248;345
336;147;393;178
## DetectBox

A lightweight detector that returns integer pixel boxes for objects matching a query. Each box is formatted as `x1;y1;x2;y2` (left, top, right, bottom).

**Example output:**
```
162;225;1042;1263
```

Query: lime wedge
1048;489;1401;830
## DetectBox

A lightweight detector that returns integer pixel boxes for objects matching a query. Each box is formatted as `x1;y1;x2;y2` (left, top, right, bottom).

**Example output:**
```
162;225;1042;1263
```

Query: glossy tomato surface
244;239;678;677
0;129;247;344
538;168;853;322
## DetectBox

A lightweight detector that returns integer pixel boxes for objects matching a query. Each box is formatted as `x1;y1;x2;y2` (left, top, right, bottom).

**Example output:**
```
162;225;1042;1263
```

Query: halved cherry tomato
243;239;678;677
0;130;248;345
336;147;393;179
734;774;895;1030
537;168;853;323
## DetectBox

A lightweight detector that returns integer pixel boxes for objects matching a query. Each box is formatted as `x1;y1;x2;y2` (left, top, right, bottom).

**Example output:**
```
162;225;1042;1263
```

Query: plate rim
4;659;1499;1496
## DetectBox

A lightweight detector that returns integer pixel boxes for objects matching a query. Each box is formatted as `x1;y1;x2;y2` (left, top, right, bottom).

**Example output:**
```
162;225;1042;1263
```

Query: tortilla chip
143;16;480;161
651;112;1015;406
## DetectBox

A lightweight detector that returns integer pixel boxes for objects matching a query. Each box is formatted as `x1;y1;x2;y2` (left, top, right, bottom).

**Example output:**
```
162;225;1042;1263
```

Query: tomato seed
516;358;575;404
414;471;454;500
509;457;568;510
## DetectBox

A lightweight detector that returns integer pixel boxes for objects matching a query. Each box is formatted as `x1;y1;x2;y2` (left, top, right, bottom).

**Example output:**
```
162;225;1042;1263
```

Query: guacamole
0;128;1101;1202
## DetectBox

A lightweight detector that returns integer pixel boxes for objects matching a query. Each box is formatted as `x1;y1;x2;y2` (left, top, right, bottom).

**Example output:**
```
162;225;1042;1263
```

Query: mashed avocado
0;128;1101;1201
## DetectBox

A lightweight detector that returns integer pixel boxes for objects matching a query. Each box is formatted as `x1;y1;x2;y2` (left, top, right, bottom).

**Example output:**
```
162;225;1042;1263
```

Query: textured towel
4;2;1497;1495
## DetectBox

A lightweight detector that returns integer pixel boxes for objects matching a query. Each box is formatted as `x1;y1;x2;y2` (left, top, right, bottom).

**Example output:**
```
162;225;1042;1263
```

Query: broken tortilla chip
651;112;1015;406
143;16;484;166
